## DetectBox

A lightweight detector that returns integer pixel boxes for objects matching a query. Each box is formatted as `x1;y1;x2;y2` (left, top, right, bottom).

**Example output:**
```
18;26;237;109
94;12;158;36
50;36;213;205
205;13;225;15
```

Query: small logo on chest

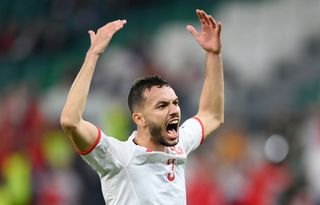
168;146;183;154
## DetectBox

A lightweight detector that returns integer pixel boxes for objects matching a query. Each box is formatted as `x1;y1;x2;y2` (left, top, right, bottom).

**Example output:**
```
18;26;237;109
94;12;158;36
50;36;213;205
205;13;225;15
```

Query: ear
132;112;146;127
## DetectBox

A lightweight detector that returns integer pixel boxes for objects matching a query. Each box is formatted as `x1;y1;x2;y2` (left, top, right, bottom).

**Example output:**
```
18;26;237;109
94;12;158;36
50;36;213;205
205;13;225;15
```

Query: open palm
88;19;126;55
186;10;221;54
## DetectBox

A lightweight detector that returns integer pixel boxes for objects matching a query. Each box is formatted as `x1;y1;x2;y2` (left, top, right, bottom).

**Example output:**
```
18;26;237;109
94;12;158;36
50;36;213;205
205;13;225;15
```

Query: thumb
186;25;199;38
88;30;95;43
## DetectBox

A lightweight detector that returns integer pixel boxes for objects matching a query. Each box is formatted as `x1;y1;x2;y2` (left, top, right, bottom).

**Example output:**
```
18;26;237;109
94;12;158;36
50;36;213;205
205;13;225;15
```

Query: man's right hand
88;20;127;56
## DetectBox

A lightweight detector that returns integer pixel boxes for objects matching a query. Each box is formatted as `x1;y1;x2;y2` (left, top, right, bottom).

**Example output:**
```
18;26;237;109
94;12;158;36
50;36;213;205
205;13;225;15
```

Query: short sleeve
178;117;205;155
80;129;128;175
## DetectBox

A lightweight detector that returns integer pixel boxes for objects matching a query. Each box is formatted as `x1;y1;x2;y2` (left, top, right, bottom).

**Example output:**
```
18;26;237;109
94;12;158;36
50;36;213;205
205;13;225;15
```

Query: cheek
144;110;166;123
175;106;181;117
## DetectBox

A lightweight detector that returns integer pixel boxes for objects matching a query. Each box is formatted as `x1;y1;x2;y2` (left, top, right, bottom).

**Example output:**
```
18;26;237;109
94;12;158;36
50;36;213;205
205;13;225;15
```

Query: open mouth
166;119;179;136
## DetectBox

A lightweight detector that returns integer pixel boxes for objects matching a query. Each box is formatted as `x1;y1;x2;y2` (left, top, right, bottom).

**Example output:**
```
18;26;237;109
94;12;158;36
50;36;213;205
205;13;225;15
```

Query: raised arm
60;20;127;152
186;10;224;138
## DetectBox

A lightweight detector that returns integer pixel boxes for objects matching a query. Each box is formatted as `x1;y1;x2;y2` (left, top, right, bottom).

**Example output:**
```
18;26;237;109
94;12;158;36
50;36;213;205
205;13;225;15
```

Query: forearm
197;52;224;134
61;51;99;126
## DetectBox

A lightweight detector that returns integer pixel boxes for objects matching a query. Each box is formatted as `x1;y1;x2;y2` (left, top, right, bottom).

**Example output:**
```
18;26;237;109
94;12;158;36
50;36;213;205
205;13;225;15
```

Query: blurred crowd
1;0;320;204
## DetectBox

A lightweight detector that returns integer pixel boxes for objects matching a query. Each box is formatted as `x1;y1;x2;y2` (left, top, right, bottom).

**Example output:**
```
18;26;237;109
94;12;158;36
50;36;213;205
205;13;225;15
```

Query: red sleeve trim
192;116;205;144
78;128;102;155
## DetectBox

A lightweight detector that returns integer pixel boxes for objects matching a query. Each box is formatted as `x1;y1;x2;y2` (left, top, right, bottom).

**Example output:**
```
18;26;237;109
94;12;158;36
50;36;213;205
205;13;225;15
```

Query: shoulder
177;117;205;155
81;129;134;156
180;117;204;140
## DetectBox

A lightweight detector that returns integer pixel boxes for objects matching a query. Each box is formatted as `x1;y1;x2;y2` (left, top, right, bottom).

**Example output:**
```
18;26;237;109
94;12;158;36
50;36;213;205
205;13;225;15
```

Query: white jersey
81;117;204;205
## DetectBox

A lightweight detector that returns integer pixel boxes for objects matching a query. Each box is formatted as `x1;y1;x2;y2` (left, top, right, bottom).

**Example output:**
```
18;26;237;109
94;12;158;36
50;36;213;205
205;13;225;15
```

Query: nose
168;103;180;117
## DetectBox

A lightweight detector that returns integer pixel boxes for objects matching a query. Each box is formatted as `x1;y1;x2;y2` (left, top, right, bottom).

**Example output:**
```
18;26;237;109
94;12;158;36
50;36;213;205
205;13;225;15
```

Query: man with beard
60;9;224;205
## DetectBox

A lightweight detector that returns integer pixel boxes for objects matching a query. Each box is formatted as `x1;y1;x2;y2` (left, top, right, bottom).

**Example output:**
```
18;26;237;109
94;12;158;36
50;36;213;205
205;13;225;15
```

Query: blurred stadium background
0;0;320;204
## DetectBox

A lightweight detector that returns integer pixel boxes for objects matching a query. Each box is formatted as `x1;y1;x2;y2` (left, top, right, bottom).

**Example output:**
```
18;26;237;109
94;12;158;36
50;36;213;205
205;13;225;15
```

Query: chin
163;137;179;147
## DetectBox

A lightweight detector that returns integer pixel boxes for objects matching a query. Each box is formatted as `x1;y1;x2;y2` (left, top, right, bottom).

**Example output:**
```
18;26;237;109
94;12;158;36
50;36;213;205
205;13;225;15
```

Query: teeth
169;119;179;124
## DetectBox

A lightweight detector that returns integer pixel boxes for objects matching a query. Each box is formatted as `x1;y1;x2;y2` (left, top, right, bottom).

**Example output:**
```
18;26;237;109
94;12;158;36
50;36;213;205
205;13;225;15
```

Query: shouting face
141;86;181;147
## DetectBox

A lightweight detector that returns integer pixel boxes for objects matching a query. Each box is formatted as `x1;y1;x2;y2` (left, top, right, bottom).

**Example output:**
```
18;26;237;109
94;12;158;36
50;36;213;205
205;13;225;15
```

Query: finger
102;19;127;31
88;30;95;43
196;9;207;26
186;25;199;38
112;19;127;27
209;15;217;28
116;19;127;30
216;22;222;37
108;19;127;32
196;9;201;17
200;10;211;26
109;19;126;25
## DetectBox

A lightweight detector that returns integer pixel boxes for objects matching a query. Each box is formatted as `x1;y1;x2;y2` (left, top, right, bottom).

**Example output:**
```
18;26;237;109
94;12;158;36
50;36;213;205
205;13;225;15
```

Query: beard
147;121;178;147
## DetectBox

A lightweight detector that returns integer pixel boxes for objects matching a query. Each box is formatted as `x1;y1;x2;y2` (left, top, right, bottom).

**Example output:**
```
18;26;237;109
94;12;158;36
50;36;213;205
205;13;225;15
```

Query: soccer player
60;9;224;204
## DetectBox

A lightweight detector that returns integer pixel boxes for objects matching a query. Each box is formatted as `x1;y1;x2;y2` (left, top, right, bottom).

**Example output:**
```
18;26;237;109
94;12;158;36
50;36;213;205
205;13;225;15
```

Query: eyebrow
155;97;179;105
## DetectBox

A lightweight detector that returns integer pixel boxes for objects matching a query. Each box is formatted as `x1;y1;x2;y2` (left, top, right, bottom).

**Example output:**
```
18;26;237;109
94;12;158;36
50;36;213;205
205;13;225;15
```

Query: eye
157;104;167;109
173;100;179;106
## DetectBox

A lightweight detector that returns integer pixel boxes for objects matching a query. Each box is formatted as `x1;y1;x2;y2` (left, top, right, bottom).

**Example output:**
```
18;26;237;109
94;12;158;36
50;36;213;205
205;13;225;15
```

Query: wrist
86;48;101;59
207;51;221;56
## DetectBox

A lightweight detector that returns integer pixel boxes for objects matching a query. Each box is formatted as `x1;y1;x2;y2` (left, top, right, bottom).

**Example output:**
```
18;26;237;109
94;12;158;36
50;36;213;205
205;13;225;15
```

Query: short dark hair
128;75;170;113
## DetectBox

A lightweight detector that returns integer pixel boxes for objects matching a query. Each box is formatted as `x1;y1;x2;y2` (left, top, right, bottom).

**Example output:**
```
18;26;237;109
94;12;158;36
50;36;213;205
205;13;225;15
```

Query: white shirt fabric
81;117;204;205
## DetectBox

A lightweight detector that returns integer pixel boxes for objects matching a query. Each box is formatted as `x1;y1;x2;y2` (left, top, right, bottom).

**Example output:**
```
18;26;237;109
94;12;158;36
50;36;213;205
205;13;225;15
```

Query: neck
134;128;165;152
